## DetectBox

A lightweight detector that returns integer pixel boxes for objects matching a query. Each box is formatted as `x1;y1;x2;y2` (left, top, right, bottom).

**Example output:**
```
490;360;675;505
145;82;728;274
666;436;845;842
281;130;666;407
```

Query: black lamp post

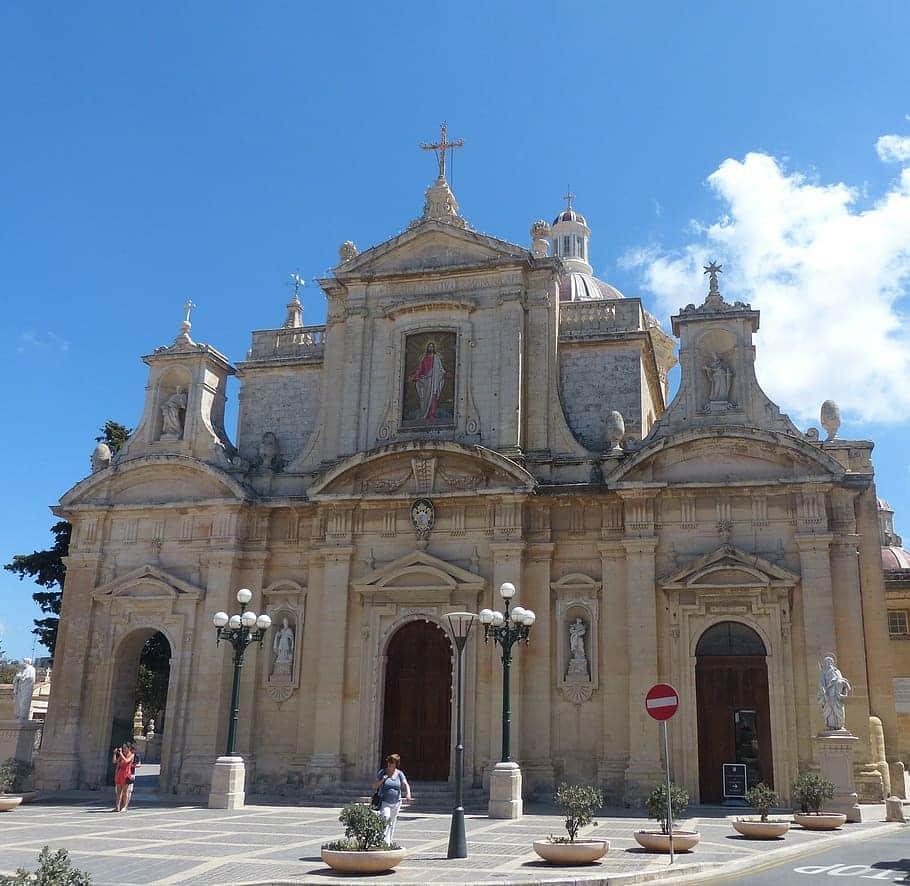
445;611;476;860
212;589;272;756
479;583;535;763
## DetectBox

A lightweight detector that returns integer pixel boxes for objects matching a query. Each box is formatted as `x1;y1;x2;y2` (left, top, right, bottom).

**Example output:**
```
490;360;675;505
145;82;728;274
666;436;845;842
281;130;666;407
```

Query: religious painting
401;332;456;427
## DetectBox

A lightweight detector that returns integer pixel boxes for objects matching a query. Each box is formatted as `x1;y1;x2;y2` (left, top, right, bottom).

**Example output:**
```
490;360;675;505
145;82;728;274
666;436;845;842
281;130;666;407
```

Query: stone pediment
308;441;535;500
332;222;528;278
353;550;485;603
663;546;799;591
93;564;204;601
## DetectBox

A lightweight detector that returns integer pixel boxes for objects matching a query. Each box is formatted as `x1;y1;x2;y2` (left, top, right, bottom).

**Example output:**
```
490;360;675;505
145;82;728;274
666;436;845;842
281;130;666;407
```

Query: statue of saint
161;387;187;436
408;341;446;421
704;354;733;402
258;432;282;471
818;655;852;731
13;657;36;721
569;618;587;662
271;618;295;678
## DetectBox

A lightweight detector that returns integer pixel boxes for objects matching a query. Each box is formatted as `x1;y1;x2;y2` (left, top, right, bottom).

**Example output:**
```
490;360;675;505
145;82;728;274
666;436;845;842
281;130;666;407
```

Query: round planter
321;847;407;874
0;795;24;812
733;819;790;839
633;830;700;852
793;812;847;831
532;840;609;864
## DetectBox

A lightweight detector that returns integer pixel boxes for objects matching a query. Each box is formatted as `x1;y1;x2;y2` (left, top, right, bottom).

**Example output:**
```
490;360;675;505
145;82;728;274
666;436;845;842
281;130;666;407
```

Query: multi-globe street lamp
480;582;535;764
212;589;272;757
445;611;476;859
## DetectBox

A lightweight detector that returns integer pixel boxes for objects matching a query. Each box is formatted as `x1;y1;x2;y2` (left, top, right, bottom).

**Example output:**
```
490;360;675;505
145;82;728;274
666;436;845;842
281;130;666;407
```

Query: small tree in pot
634;782;700;852
533;783;608;863
791;772;844;830
732;783;789;839
321;802;407;874
0;758;34;794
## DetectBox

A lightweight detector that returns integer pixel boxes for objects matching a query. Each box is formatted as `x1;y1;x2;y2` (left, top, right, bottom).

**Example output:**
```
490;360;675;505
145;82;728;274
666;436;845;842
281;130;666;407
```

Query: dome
882;545;910;571
552;208;588;226
558;271;624;302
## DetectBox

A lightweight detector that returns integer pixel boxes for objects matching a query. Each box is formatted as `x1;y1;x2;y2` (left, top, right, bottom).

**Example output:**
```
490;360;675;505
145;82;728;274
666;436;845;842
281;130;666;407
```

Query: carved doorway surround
662;546;799;804
353;550;485;782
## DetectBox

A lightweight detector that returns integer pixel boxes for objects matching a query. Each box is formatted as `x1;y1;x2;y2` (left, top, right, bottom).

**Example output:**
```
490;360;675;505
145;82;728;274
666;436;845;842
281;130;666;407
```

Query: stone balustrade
559;299;646;339
246;325;326;362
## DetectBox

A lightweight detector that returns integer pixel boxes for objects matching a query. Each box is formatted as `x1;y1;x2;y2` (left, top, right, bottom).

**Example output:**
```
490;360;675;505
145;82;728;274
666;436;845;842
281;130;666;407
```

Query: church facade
36;151;902;807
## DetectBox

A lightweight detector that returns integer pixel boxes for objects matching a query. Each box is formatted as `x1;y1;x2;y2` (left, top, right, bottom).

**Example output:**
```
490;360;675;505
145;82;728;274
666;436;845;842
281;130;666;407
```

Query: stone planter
633;830;701;852
321;847;407;874
0;795;24;812
532;839;609;864
793;812;847;830
733;819;790;839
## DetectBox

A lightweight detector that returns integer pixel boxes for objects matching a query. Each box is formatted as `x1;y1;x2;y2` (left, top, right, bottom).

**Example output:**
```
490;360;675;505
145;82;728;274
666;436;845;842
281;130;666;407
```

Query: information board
722;763;747;798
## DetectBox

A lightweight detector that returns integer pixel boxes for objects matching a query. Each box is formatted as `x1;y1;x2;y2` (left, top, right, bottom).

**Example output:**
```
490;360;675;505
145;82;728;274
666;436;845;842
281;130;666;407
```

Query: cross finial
564;187;574;211
420;121;464;182
287;270;305;299
182;300;197;325
703;261;723;297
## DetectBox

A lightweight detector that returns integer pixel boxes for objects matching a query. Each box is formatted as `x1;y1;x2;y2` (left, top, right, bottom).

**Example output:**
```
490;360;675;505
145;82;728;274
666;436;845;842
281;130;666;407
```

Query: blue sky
2;2;909;659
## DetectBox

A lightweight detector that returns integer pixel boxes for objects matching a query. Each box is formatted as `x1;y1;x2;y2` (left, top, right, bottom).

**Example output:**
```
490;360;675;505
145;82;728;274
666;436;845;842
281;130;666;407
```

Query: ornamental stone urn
820;400;841;441
605;410;625;455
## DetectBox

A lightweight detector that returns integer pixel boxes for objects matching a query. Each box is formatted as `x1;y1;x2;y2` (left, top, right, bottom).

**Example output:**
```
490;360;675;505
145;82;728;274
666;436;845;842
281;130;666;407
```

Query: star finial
703;261;723;298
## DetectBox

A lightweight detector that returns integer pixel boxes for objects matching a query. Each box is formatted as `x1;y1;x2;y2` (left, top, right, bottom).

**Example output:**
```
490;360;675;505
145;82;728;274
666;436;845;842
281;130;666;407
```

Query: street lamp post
207;589;271;809
479;582;535;819
445;611;476;859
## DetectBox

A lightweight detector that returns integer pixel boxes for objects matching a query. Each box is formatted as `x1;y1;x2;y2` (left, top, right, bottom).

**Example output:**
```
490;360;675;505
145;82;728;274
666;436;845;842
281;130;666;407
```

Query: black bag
370;789;382;811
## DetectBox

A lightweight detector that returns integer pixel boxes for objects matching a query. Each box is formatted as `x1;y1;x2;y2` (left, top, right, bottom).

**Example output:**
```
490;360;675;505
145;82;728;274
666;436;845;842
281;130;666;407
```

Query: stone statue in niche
271;617;295;679
704;353;733;405
566;617;589;678
818;655;852;732
160;387;187;438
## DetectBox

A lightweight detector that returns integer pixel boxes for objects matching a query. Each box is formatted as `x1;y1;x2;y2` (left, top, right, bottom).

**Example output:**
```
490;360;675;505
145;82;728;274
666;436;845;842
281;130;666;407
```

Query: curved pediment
663;546;799;591
60;454;250;510
93;564;204;601
353;550;485;603
606;428;845;486
309;441;535;500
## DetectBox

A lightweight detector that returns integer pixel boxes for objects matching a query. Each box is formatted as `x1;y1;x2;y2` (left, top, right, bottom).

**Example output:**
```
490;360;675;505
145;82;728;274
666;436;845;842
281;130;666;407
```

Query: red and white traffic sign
645;683;679;721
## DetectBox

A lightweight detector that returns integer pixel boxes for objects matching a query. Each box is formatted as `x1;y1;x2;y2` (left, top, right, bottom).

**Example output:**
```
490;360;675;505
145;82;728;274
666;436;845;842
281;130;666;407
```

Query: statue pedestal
488;761;522;819
0;720;42;767
816;731;863;822
208;756;246;809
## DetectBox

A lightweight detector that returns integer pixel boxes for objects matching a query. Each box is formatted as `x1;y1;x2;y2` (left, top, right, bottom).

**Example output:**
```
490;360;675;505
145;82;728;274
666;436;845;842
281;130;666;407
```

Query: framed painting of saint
401;331;457;427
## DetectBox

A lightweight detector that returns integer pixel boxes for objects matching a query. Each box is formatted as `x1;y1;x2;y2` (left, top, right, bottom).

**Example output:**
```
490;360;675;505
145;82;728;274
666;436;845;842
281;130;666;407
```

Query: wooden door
696;655;773;803
382;620;453;780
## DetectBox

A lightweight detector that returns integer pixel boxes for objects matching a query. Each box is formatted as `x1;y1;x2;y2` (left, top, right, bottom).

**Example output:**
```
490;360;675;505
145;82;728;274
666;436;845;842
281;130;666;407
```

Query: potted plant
791;772;845;830
0;757;36;811
732;783;789;839
321;802;407;874
633;782;701;852
533;783;608;864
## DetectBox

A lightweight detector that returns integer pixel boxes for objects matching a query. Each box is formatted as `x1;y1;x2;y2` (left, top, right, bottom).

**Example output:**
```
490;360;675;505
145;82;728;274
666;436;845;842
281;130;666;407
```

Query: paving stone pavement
0;795;901;885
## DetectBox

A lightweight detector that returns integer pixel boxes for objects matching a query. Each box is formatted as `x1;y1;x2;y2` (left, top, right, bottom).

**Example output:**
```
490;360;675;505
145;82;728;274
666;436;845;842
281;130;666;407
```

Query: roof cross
563;187;575;210
703;261;723;297
287;270;305;299
420;122;464;182
182;300;197;325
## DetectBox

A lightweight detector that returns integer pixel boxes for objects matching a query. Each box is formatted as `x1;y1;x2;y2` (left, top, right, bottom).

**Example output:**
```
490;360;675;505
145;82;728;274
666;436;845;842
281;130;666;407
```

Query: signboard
722;763;748;799
645;683;679;721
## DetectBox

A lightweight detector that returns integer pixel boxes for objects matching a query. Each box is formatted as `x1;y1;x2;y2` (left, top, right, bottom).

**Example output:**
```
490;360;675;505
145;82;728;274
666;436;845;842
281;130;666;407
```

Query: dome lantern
550;188;592;274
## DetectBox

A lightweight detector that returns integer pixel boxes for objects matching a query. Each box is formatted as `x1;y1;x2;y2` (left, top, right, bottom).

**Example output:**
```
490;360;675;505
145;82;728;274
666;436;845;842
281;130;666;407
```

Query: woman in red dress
113;743;135;812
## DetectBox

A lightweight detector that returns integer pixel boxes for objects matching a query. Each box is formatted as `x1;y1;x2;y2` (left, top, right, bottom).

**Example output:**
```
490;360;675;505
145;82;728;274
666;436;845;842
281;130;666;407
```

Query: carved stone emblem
410;498;435;541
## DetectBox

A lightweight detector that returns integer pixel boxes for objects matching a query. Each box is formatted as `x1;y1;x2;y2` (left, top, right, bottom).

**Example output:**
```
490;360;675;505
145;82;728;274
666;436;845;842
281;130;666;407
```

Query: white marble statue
13;657;36;721
271;618;295;678
569;618;587;662
161;387;187;436
705;353;733;402
818;655;852;731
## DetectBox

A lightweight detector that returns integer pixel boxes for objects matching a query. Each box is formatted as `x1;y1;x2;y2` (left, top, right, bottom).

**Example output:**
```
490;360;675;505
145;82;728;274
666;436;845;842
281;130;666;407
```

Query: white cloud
16;331;70;355
625;146;910;424
877;134;910;163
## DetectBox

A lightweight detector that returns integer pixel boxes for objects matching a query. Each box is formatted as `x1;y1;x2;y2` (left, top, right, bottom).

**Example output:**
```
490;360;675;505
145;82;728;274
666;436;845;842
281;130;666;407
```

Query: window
563;236;570;255
888;610;909;636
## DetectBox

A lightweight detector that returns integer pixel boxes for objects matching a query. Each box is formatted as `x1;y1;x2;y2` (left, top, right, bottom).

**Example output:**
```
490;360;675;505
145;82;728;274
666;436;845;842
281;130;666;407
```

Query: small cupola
550;190;592;274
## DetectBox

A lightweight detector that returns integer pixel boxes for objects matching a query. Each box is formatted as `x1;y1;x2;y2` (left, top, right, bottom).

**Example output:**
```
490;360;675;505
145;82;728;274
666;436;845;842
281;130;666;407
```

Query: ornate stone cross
420;122;464;182
183;300;197;325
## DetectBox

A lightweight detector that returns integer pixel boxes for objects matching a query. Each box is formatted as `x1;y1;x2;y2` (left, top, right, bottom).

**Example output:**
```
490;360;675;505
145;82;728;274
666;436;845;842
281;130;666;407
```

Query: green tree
3;421;131;658
135;632;170;720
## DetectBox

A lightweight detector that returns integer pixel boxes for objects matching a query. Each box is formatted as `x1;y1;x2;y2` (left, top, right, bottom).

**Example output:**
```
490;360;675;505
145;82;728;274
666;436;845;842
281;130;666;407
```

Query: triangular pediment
93;564;204;601
332;222;528;277
353;550;485;598
663;545;799;590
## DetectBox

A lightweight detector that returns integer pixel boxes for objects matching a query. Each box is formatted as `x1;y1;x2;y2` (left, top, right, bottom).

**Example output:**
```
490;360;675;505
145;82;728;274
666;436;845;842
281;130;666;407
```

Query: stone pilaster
496;293;524;452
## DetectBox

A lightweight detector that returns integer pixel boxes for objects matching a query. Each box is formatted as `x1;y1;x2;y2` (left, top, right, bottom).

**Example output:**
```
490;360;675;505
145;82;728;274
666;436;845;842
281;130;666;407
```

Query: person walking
112;743;136;812
372;754;411;845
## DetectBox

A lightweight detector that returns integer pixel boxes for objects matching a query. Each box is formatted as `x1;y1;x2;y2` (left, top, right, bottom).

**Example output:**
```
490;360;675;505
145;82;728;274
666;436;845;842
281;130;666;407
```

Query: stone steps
290;781;487;810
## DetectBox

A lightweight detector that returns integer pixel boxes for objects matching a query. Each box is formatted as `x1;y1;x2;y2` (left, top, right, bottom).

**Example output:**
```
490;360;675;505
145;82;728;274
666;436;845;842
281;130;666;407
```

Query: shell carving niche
551;574;602;706
261;580;306;703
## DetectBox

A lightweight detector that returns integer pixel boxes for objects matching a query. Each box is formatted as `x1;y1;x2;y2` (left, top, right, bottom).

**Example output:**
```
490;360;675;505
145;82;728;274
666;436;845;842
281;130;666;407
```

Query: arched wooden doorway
696;621;773;803
381;620;452;780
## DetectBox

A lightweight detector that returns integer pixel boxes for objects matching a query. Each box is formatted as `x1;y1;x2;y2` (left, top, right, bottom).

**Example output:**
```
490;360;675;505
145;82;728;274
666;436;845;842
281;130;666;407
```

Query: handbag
370;789;382;811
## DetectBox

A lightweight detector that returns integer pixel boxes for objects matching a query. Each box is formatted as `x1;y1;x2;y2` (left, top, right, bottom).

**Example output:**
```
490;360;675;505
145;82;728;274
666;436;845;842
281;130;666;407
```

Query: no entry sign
645;683;679;721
